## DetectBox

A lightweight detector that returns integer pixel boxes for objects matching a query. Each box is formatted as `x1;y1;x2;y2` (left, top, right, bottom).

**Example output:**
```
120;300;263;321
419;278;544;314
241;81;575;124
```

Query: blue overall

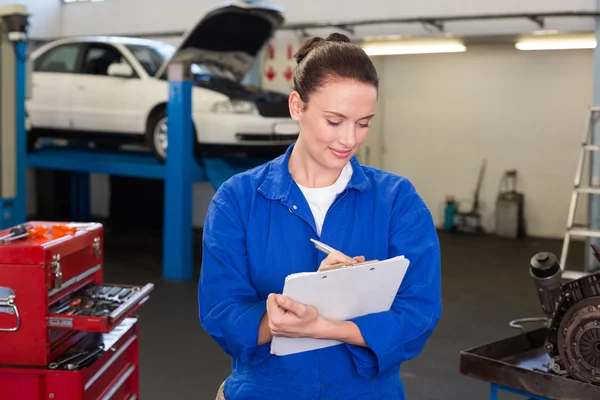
198;144;442;399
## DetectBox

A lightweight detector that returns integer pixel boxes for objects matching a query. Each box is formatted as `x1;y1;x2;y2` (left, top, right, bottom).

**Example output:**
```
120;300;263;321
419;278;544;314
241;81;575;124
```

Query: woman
199;33;441;400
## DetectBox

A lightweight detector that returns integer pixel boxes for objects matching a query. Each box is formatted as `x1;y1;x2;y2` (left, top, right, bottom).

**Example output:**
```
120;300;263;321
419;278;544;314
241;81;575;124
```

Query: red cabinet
0;222;153;399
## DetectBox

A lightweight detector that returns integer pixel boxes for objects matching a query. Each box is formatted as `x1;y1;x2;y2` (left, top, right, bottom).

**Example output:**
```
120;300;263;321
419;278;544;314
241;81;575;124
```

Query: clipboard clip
318;259;380;272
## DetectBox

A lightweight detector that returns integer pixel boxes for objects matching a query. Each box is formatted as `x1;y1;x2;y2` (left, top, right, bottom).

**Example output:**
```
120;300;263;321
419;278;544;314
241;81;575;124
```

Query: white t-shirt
296;162;353;236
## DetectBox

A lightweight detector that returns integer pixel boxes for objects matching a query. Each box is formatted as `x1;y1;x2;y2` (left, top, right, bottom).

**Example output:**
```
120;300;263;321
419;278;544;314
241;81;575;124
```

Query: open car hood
155;1;285;81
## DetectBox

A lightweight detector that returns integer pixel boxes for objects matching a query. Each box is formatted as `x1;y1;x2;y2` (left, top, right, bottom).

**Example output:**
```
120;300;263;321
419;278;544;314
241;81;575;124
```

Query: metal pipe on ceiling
28;10;600;42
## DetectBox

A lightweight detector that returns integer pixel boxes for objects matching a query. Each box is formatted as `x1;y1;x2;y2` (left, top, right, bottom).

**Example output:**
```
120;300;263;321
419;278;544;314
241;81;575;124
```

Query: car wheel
148;111;168;163
147;107;199;163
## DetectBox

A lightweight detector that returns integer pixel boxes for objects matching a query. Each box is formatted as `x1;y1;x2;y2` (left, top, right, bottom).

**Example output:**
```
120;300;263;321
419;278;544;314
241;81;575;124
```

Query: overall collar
257;143;371;201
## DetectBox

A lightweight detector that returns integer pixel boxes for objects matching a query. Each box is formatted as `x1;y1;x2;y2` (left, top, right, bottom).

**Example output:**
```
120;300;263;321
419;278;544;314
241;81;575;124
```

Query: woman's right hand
318;250;365;271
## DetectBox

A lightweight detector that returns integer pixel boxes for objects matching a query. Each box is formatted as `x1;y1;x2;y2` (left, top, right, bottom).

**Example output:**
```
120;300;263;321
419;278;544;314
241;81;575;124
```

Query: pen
310;238;337;255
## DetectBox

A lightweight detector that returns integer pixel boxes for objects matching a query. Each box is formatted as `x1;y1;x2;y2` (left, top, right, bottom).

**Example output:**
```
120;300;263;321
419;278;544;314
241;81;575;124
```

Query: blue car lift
16;59;267;280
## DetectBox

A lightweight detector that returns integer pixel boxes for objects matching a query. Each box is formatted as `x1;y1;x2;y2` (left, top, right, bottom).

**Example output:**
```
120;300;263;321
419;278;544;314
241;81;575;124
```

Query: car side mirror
107;63;134;78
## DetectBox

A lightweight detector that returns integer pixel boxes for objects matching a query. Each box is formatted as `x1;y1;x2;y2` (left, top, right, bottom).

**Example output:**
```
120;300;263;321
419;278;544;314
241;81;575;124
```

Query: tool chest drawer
0;317;140;400
47;283;154;333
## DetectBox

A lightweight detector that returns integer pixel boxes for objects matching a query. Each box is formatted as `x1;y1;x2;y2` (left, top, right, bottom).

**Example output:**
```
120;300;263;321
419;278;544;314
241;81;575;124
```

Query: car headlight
211;100;257;114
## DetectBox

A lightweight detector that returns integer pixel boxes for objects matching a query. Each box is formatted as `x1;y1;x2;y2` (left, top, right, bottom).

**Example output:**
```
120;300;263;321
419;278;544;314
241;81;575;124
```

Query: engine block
545;273;600;383
530;252;600;384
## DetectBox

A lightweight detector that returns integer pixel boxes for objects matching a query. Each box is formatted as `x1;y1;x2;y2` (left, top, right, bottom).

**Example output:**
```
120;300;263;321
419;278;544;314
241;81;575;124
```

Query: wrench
48;350;90;369
66;345;105;371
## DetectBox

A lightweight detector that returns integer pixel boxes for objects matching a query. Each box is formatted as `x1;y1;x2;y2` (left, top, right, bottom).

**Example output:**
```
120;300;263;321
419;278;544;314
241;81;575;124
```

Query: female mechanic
198;33;442;400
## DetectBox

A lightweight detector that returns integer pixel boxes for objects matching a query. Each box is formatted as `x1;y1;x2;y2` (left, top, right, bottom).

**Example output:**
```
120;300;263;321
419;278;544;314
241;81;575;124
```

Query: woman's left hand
267;293;327;339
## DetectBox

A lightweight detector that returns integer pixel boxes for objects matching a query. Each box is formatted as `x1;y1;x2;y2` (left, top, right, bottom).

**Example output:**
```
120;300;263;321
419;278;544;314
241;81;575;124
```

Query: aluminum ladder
560;105;600;280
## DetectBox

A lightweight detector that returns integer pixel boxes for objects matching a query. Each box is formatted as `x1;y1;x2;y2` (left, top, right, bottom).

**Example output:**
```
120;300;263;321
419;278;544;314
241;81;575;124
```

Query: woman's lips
329;148;352;159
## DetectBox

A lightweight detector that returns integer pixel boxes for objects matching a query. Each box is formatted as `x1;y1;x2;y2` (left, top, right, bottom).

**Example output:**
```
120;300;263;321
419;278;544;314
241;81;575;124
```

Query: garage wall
1;0;62;38
379;45;593;238
60;0;595;37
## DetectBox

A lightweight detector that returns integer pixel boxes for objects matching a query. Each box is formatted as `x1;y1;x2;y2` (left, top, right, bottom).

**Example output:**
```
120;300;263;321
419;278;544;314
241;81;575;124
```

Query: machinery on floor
531;250;600;385
460;248;600;400
445;159;486;234
0;221;153;400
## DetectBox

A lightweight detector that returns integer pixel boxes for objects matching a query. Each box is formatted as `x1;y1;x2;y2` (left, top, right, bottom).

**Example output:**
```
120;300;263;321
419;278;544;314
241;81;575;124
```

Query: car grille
255;101;291;118
235;133;298;142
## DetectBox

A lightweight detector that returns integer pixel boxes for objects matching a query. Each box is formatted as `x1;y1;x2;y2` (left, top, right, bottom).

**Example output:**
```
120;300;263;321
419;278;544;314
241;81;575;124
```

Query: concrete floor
100;223;585;399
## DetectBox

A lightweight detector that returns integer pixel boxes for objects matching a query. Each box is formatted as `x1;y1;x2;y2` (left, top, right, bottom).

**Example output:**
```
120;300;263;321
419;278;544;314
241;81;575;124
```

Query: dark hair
292;33;379;104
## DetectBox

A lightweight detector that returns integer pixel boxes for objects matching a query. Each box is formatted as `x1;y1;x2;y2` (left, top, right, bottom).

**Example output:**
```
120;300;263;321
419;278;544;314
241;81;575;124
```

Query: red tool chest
0;221;154;400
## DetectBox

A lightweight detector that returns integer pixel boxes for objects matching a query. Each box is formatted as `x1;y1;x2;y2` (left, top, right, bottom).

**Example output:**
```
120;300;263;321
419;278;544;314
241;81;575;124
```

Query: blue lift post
163;61;194;280
0;14;28;230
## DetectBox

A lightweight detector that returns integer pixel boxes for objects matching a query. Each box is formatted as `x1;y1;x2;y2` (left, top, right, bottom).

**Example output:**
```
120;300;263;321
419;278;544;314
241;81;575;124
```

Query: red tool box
0;221;154;400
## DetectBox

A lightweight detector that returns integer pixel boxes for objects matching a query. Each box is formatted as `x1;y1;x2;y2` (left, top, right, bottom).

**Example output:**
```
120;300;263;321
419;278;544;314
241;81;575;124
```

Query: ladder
560;105;600;280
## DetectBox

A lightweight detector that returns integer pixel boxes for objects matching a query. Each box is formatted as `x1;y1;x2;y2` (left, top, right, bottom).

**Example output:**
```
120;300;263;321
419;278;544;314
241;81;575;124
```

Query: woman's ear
289;91;304;121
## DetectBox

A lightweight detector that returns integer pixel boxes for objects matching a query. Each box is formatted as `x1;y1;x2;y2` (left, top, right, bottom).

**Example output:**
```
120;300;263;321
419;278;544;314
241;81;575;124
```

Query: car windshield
125;42;175;76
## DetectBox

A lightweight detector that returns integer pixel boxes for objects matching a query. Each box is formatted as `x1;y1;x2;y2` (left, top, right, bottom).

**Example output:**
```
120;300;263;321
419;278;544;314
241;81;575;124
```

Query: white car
26;2;299;162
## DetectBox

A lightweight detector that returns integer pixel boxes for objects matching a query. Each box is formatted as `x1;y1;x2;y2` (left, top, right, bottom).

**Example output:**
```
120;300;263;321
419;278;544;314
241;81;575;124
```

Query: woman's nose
338;125;356;148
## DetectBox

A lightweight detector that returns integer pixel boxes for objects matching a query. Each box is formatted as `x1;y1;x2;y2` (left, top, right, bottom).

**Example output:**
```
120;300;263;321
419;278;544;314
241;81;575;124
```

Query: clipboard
270;255;410;356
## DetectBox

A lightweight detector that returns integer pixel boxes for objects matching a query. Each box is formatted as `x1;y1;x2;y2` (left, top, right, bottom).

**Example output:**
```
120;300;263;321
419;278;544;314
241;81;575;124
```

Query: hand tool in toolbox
0;224;29;242
0;224;50;243
1;317;140;400
0;220;154;369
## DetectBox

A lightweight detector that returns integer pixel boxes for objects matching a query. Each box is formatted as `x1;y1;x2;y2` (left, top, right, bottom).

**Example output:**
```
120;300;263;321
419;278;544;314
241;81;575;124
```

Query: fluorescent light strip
362;43;466;56
516;39;596;51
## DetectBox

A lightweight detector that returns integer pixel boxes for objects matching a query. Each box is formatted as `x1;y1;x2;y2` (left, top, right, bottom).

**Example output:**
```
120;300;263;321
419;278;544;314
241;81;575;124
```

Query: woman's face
290;78;377;171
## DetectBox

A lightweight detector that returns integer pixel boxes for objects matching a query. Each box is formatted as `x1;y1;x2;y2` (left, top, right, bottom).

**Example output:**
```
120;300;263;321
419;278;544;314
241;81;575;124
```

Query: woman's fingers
353;255;366;263
318;251;366;271
326;250;355;264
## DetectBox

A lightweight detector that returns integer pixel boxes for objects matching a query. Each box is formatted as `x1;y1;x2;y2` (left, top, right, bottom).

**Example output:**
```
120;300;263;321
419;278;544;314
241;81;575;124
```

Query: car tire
146;108;168;163
146;107;199;164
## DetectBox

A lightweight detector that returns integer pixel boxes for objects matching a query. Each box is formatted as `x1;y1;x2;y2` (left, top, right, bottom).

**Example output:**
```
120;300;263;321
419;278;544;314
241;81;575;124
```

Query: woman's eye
326;120;341;127
358;123;371;128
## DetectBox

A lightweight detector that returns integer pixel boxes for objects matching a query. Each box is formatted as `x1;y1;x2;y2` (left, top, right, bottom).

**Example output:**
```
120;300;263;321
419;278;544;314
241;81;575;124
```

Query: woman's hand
267;293;327;339
318;250;365;271
266;293;368;346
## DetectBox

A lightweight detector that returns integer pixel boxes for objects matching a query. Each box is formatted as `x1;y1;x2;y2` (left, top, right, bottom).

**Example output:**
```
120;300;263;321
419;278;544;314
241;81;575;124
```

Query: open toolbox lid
0;221;104;294
0;221;103;265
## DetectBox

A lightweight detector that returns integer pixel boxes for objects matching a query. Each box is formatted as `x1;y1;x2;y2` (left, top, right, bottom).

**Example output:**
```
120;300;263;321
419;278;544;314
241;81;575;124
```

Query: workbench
460;327;600;400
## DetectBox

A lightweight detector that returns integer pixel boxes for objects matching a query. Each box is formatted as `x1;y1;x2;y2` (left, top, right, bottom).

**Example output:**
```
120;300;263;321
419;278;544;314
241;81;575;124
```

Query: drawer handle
93;237;101;258
0;287;20;332
52;254;62;289
109;283;154;321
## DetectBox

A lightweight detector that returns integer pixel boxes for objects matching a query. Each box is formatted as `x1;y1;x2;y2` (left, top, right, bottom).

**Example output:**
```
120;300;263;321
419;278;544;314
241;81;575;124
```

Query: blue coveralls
198;144;442;399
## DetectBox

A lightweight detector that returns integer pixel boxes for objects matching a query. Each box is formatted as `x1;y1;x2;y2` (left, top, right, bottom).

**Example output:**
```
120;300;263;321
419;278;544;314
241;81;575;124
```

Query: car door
26;43;81;129
71;43;145;134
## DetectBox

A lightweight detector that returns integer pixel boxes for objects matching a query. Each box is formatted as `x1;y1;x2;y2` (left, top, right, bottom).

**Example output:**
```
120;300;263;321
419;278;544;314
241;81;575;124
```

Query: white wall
60;0;596;38
0;0;62;38
379;46;593;238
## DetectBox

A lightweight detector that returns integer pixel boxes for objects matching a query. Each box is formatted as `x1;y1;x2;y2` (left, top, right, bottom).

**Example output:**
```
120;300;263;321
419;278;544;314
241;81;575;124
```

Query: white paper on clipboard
270;255;410;356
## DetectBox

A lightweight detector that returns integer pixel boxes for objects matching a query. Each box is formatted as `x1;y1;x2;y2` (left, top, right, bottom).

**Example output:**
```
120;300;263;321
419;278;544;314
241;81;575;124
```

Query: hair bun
325;33;351;43
294;37;325;64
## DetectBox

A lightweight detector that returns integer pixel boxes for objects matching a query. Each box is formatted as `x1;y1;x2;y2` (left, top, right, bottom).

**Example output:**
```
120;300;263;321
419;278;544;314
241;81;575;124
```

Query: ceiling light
360;39;466;56
516;34;596;50
531;30;560;36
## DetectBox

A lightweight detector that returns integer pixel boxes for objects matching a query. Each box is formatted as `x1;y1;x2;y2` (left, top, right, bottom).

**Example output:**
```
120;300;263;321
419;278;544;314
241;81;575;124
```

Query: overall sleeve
345;186;442;378
198;192;271;365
